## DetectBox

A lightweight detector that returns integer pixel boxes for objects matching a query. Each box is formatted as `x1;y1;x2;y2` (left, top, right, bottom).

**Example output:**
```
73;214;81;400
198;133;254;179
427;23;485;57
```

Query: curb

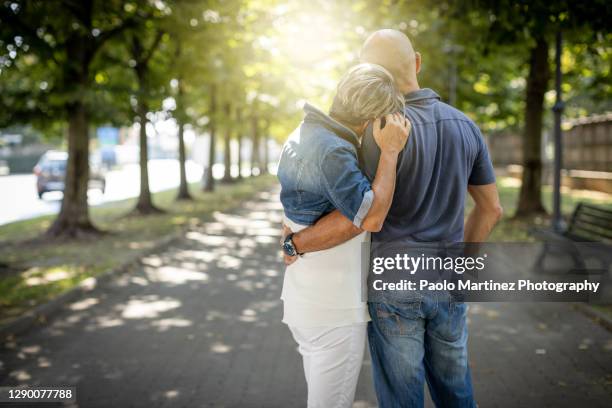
0;232;183;342
573;303;612;332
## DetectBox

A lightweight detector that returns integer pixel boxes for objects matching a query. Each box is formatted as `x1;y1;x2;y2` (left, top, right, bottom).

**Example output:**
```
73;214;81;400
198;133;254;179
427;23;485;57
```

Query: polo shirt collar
404;88;440;104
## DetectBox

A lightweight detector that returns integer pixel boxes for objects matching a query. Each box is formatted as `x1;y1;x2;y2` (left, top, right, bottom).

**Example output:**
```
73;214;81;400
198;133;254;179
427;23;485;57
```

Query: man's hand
359;112;410;232
280;223;298;265
372;112;411;155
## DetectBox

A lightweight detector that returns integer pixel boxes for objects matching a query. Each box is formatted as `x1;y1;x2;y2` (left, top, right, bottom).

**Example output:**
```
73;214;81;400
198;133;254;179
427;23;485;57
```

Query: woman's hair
329;63;404;128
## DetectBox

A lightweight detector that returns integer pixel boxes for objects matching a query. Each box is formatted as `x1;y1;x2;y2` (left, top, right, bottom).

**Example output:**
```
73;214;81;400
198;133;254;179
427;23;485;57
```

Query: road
0;160;206;226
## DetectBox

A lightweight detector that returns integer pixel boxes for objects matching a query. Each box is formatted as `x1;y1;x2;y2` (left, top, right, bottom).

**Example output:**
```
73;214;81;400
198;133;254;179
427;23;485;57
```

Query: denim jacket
277;103;373;227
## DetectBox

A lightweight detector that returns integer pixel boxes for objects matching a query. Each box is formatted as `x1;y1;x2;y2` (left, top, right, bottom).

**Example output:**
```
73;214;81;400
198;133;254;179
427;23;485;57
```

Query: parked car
33;151;106;199
0;160;9;176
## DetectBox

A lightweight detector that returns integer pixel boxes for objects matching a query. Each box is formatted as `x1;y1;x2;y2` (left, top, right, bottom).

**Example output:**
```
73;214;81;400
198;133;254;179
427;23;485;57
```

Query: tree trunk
134;100;163;214
176;118;192;200
46;101;99;238
237;134;243;179
251;115;260;176
176;78;192;201
222;102;232;183
236;108;243;179
262;122;269;175
203;84;217;192
516;37;550;217
46;30;99;239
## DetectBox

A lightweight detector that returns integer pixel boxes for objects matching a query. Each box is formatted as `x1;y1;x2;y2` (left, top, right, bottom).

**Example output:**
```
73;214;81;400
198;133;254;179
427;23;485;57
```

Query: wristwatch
282;233;302;257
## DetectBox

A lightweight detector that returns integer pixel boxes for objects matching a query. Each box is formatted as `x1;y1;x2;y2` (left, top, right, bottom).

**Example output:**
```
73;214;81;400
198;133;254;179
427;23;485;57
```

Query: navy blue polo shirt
361;88;496;243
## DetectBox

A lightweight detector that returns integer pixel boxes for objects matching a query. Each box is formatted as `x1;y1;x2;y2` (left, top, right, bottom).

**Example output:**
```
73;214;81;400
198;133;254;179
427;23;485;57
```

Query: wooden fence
487;112;612;173
563;113;612;172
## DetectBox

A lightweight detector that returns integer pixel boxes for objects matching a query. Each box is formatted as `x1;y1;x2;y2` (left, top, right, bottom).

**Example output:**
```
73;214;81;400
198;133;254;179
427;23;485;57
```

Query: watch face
283;240;296;257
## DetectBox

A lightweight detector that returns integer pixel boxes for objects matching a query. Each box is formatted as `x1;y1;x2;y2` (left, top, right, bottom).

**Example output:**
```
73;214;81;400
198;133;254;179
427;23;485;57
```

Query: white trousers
289;323;367;408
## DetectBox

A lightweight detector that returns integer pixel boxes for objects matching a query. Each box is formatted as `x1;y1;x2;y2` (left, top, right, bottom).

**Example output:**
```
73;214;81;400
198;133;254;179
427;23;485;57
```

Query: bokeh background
0;1;610;407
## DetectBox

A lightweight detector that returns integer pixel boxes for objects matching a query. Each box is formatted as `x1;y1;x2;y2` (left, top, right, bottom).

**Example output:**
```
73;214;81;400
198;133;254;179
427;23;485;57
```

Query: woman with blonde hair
277;63;411;408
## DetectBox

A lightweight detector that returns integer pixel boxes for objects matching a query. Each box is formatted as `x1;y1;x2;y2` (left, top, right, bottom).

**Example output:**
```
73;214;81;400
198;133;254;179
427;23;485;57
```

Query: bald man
359;29;421;95
281;29;502;408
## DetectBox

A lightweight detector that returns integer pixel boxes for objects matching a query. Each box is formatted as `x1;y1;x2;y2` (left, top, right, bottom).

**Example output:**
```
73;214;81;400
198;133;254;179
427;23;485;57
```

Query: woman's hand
360;113;410;232
372;112;411;155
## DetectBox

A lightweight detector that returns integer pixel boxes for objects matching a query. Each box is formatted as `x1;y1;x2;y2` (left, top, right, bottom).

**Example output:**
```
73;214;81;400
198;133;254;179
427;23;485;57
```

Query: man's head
360;29;421;94
329;63;404;135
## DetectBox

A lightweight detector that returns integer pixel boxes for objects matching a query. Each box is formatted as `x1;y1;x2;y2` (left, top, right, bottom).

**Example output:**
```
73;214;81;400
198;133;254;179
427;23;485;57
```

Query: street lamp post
552;31;565;232
443;42;462;106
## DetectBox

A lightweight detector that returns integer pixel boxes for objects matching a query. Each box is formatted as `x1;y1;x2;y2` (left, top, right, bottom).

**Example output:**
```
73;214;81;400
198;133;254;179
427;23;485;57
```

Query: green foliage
1;0;610;141
0;0;149;135
443;0;612;127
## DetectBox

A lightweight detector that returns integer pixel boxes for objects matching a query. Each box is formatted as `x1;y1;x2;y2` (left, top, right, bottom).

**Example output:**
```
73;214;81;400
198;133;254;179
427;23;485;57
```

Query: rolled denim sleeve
320;145;373;227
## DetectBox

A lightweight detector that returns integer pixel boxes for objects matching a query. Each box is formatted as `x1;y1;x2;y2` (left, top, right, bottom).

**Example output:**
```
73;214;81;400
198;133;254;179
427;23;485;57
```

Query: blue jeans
367;293;476;408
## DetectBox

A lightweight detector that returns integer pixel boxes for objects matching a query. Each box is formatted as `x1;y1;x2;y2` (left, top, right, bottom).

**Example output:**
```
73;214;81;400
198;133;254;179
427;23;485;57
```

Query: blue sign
97;127;119;146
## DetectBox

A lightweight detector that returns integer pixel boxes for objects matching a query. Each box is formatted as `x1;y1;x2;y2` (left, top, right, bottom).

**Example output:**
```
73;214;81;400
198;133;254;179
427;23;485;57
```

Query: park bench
531;203;612;274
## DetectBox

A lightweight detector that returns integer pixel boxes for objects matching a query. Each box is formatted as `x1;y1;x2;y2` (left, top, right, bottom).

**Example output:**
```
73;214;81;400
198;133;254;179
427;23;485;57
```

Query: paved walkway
0;188;611;407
